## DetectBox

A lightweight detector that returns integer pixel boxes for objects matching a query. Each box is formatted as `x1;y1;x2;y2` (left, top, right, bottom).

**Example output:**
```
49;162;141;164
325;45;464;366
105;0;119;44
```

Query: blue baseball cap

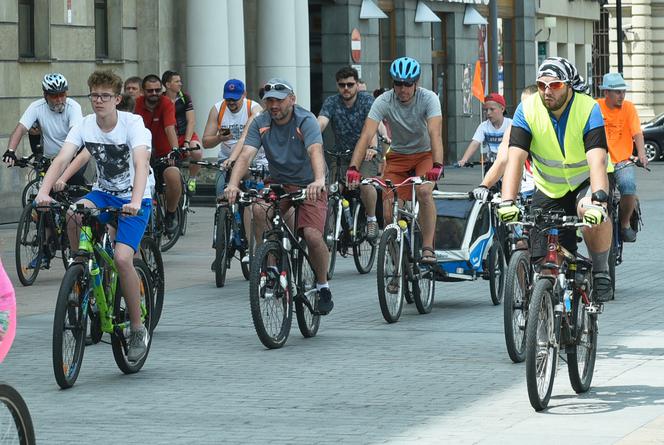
223;79;245;100
599;72;628;90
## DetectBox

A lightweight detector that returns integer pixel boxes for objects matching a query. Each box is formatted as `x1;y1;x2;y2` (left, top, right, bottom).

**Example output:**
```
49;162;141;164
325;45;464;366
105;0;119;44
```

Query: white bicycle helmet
42;73;68;94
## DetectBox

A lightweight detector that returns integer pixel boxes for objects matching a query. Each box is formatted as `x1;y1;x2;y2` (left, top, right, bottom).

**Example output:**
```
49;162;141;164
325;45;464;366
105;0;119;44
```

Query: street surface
0;166;662;444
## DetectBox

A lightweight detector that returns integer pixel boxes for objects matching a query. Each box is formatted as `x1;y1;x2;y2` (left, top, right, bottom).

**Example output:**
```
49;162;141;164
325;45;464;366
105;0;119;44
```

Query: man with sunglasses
225;78;334;315
498;57;614;303
347;56;444;265
318;66;381;241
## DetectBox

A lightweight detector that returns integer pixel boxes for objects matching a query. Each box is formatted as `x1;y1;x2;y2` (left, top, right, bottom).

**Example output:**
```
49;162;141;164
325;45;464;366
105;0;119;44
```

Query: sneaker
164;213;177;235
187;178;197;193
127;326;150;363
592;271;613;302
241;254;250;264
317;287;334;315
621;227;637;243
27;256;50;270
366;220;379;242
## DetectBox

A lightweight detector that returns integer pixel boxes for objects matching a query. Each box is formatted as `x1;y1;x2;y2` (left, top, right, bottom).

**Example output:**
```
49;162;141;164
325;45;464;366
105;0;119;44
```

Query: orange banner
472;60;484;103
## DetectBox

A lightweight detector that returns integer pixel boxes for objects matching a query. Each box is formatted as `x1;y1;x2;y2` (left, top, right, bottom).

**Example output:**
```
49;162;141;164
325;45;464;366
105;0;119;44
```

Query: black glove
2;149;16;164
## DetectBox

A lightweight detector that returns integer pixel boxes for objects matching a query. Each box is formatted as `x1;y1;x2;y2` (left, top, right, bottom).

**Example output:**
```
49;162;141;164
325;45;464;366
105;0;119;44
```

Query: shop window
18;0;49;60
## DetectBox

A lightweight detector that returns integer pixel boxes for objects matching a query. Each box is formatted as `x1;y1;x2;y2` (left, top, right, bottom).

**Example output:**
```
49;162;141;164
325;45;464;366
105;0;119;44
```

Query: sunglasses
47;92;66;99
337;82;356;89
144;88;162;94
536;80;568;91
393;81;414;88
88;93;116;102
263;83;293;93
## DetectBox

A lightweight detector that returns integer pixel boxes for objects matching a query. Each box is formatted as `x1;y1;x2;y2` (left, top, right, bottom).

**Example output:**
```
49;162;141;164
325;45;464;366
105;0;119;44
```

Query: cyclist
498;57;614;302
347;56;444;264
134;74;181;234
596;72;646;242
202;79;263;198
457;93;511;172
35;69;153;362
225;78;334;315
318;66;380;241
123;76;143;98
162;70;204;192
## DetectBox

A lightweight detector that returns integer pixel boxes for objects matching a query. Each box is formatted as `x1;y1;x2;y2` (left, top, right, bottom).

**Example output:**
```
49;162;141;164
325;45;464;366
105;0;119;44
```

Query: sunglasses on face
263;83;293;93
393;81;414;88
536;80;568;91
337;82;356;89
88;93;116;102
144;88;162;94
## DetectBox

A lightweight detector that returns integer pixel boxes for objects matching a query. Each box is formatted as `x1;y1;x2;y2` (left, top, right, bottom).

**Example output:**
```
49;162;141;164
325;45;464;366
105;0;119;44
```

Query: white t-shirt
19;98;83;159
472;118;512;156
65;111;153;200
214;98;262;160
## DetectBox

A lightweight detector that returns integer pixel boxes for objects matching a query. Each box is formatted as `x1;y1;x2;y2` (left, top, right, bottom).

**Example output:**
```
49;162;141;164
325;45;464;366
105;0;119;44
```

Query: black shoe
317;287;334;315
621;227;637;243
593;271;613;302
164;213;177;235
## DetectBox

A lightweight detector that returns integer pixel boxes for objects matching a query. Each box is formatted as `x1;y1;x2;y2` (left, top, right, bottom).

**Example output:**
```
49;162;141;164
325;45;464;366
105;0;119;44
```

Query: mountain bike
0;382;35;444
513;209;602;411
366;176;436;323
248;185;322;349
51;205;154;389
139;235;164;329
324;149;377;279
11;154;50;208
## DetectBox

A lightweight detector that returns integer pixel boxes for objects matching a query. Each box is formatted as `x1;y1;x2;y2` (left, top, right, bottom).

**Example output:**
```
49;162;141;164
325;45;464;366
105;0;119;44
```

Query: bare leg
619;195;637;229
115;243;143;330
163;167;182;213
360;184;377;218
303;227;329;285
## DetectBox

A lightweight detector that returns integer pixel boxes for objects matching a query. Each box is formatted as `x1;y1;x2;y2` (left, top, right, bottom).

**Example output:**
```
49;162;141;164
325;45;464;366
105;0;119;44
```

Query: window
379;9;396;88
18;0;35;58
591;7;610;98
95;0;109;59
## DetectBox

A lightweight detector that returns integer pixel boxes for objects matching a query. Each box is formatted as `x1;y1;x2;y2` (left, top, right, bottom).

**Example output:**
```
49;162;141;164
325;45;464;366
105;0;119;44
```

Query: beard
542;91;568;112
146;95;160;106
48;102;65;113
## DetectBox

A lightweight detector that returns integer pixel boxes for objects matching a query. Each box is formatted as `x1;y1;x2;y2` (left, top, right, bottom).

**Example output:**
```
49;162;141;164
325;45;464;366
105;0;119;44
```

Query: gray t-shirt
367;88;442;154
244;105;323;186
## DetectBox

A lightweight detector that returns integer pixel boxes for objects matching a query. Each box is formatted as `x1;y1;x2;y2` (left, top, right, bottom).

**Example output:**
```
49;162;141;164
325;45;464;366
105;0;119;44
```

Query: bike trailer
433;191;493;281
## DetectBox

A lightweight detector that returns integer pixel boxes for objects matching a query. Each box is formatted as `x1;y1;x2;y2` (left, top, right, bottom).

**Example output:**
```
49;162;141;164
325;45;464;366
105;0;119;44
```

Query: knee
416;186;433;205
114;251;134;271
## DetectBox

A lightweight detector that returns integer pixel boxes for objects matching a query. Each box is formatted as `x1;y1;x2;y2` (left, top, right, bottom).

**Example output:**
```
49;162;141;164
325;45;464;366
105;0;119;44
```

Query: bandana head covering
536;57;588;93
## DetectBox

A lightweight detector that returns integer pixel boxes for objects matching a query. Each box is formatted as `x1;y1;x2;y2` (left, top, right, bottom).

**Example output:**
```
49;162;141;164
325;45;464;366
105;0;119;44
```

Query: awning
360;0;388;19
415;2;441;23
463;5;487;25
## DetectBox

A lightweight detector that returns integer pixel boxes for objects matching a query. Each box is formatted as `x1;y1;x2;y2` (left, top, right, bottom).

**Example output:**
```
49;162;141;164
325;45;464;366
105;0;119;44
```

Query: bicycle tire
352;202;376;274
249;241;292;349
525;278;557;411
111;259;154;374
15;205;43;286
503;250;531;363
377;227;404;323
21;178;40;208
0;383;36;445
324;199;337;280
412;264;435;315
488;239;506;305
295;244;321;338
179;191;189;236
214;207;230;288
52;263;88;389
140;237;165;329
567;278;597;393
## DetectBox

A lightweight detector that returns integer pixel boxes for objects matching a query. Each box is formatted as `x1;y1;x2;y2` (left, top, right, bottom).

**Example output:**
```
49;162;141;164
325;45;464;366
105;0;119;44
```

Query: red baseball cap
484;93;506;109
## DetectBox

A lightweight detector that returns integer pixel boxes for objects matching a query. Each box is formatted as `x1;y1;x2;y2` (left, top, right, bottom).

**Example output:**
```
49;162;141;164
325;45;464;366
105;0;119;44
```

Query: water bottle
563;289;572;312
342;199;353;231
79;226;93;252
90;261;102;290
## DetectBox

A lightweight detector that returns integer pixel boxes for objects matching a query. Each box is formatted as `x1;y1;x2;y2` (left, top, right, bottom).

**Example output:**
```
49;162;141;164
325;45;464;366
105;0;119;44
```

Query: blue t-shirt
244;105;323;186
511;94;604;155
319;92;374;152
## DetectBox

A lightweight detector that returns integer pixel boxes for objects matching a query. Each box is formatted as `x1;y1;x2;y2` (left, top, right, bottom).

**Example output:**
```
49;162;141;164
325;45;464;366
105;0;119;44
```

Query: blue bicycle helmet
390;57;421;82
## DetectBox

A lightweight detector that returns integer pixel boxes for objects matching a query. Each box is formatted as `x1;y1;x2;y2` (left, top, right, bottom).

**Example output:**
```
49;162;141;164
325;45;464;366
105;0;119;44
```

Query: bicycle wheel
488;238;506;305
525;278;557;411
567;282;598;393
15;205;43;286
412;264;435;314
249;241;292;349
0;383;36;444
324;200;337;280
111;259;154;374
376;227;404;323
21;177;40;208
503;250;531;363
295;245;320;338
214;207;230;288
179;191;189;236
140;237;165;330
52;263;88;389
352;202;377;274
159;195;182;252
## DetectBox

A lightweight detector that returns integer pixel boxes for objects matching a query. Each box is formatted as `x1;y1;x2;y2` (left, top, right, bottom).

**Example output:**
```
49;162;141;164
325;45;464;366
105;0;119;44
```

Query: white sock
367;216;377;222
316;283;329;291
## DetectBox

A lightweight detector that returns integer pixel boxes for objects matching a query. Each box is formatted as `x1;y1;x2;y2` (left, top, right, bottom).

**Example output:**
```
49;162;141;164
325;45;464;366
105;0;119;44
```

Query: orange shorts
383;151;433;201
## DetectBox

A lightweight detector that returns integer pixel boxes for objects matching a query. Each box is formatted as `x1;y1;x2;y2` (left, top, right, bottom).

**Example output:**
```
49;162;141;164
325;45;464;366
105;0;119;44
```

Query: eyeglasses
337;82;356;89
536;80;568;92
393;81;414;88
144;88;162;94
88;93;116;102
263;83;293;93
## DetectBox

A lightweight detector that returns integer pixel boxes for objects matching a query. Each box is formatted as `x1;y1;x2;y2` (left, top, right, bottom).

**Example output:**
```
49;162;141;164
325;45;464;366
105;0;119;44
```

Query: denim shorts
614;162;637;196
81;190;151;253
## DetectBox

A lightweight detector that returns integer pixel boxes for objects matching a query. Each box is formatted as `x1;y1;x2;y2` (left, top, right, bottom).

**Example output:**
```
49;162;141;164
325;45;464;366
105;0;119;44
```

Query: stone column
629;0;654;119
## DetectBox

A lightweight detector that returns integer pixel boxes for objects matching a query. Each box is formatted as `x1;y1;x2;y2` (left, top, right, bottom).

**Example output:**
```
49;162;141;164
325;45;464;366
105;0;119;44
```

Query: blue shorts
81;190;151;252
614;162;637;196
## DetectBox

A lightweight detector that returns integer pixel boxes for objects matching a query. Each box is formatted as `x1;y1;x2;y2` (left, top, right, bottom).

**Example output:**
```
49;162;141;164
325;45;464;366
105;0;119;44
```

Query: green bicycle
51;205;154;389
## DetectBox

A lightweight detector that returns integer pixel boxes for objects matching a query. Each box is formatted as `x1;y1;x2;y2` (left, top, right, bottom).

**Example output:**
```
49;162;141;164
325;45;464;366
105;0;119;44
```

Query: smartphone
220;128;231;136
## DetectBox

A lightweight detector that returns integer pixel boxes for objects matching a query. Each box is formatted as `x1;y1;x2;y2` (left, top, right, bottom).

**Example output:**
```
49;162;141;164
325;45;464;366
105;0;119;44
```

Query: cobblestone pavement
0;166;662;444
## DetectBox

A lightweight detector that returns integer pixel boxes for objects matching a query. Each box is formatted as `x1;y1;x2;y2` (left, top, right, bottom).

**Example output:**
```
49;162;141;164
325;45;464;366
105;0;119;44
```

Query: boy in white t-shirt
36;70;153;363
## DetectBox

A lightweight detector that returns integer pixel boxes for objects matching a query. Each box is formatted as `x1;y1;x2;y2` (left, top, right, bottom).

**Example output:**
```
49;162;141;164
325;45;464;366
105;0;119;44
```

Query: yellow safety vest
523;92;600;198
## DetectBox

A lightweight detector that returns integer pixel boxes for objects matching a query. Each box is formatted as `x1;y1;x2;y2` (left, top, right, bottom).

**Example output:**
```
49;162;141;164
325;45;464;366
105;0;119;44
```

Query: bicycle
51;205;154;389
15;185;89;286
324;149;377;279
365;176;436;322
11;154;50;208
139;234;165;329
248;185;323;349
511;209;602;411
0;382;35;444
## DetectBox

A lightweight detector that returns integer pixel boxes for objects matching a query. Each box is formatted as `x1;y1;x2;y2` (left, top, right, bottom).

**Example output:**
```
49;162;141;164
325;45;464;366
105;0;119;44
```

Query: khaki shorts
276;184;328;235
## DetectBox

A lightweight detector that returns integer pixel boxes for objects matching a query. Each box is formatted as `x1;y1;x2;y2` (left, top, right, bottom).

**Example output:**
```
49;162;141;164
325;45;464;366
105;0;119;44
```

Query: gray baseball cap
262;78;294;100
